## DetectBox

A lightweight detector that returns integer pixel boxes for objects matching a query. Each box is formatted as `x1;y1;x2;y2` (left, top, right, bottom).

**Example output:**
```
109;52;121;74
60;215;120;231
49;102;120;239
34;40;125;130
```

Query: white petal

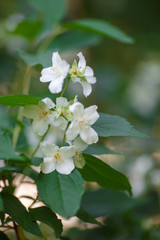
48;77;64;94
60;146;75;159
77;52;86;69
52;52;62;66
56;97;68;107
32;118;48;136
42;97;55;109
40;141;59;156
41;157;56;174
85;66;94;76
73;137;88;152
23;105;40;119
80;81;92;97
86;76;96;84
49;116;67;130
80;125;98;144
69;102;84;120
56;158;75;175
83;105;99;125
66;121;80;141
40;67;54;82
73;154;85;169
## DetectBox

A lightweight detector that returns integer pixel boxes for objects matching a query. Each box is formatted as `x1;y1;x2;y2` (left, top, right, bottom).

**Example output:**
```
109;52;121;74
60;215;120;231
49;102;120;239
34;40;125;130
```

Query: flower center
80;119;89;126
54;151;63;163
71;68;77;75
40;110;50;120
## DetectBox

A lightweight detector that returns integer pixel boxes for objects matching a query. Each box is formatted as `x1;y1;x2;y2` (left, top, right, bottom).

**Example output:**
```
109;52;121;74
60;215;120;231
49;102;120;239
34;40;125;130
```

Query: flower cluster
24;52;99;175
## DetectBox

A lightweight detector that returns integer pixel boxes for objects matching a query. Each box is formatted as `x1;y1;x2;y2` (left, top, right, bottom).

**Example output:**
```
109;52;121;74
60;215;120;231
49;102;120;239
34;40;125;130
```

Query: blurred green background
1;0;160;239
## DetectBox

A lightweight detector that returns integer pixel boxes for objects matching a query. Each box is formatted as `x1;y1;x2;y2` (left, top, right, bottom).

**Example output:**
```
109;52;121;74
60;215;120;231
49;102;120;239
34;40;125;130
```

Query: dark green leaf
65;19;134;44
48;30;102;53
0;130;24;161
12;20;42;39
1;193;42;237
0;94;41;106
22;167;38;181
0;195;3;211
30;206;63;237
28;0;67;24
76;208;103;226
93;113;148;138
0;212;5;225
79;154;132;195
81;189;144;217
0;231;10;240
31;157;43;166
0;166;20;176
0;108;14;130
84;143;115;155
37;169;84;218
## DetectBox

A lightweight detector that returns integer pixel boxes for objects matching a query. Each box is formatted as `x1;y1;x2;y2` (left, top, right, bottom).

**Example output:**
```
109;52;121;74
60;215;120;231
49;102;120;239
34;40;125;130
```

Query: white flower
66;102;99;144
69;52;96;97
40;52;70;94
23;97;67;136
40;141;75;175
72;137;88;168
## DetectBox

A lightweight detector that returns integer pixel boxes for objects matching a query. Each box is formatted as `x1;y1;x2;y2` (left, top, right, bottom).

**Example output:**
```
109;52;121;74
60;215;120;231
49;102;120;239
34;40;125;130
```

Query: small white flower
66;102;99;144
40;141;75;175
72;137;88;168
40;52;70;94
23;97;67;135
69;52;96;97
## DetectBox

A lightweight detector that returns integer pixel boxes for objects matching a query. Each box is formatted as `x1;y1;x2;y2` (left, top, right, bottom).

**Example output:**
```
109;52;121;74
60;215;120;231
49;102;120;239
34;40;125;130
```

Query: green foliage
76;208;103;226
84;143;115;155
0;196;3;211
1;193;43;237
65;19;134;44
37;170;84;218
79;154;132;195
28;0;67;25
0;108;14;130
93;113;147;138
30;206;63;237
0;94;41;106
12;20;42;40
0;130;24;161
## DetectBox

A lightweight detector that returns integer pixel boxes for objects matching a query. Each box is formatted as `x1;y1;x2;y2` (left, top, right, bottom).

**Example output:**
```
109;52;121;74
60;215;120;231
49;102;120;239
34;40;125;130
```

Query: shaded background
1;0;160;239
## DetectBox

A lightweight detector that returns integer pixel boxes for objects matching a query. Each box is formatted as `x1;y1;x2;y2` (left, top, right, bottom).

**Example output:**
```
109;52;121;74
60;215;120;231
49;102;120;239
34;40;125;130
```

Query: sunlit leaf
37;169;84;218
93;113;148;138
0;94;41;106
79;154;132;195
65;19;134;44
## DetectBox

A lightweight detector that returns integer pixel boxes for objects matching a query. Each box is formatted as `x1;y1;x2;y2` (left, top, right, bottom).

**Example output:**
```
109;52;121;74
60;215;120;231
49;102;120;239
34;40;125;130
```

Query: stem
28;194;39;209
62;122;70;147
30;125;50;158
60;75;71;97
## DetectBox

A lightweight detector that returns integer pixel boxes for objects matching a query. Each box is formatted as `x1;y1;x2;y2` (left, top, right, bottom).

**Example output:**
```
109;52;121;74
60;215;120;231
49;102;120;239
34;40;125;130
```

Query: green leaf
65;19;134;44
0;130;24;161
0;94;41;106
76;208;103;226
0;108;14;130
79;154;132;195
1;193;42;237
31;157;43;166
0;231;10;240
81;189;144;217
12;20;42;40
0;195;3;211
22;167;38;181
28;0;67;24
37;169;84;218
93;113;148;138
84;143;115;155
0;166;20;176
30;206;63;237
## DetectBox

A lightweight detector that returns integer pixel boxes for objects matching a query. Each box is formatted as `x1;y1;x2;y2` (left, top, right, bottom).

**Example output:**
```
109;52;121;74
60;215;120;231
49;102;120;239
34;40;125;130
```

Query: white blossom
72;137;88;168
40;141;75;175
23;98;67;136
66;102;99;144
40;52;70;94
69;52;96;97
